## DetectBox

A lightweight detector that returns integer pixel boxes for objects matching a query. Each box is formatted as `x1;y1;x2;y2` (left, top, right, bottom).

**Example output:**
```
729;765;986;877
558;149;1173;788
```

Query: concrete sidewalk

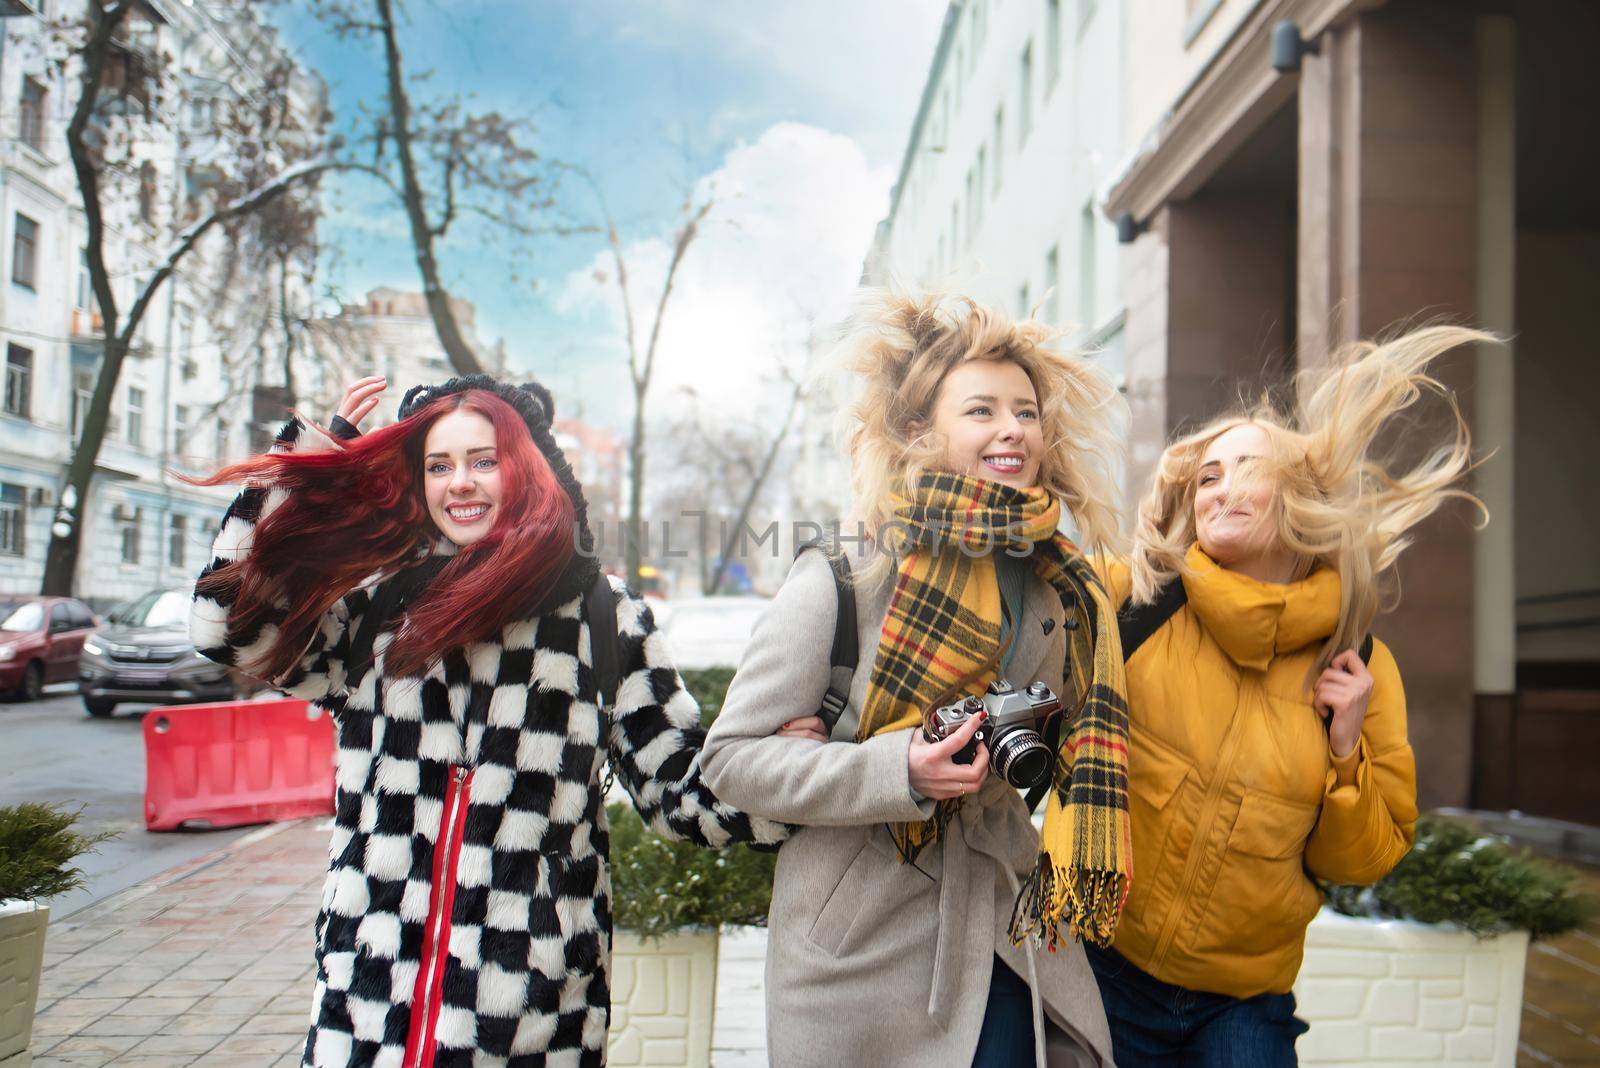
24;818;770;1068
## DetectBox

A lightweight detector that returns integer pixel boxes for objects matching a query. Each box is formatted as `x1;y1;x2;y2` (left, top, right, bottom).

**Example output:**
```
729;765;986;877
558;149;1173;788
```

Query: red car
0;596;98;701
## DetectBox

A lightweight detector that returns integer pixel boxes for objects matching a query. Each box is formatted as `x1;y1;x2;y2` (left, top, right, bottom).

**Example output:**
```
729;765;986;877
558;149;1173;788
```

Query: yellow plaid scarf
858;472;1131;948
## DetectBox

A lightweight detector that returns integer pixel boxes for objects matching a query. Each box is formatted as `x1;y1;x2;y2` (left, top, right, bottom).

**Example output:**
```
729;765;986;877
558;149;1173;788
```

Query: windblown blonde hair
1129;324;1493;678
839;288;1125;584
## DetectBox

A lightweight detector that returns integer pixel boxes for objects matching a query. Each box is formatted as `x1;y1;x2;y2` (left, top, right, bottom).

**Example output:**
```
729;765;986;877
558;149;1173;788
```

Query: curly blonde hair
837;288;1126;583
1129;324;1493;677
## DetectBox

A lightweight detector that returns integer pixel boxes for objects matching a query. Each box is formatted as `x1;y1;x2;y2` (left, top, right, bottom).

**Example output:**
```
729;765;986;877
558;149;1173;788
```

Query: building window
1018;42;1034;146
1018;283;1031;320
71;368;94;442
1079;200;1099;325
187;96;215;134
76;248;93;311
12;214;38;290
950;201;960;260
992;106;1005;197
4;344;31;418
118;505;142;565
172;403;188;453
215;417;229;461
137;162;157;226
19;77;47;153
1045;245;1060;324
1046;0;1062;93
964;167;976;242
0;484;24;557
972;144;985;217
168;513;186;567
126;386;144;447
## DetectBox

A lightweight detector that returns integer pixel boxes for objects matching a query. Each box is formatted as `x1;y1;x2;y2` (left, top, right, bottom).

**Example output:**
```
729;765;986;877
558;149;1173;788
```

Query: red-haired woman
189;374;785;1068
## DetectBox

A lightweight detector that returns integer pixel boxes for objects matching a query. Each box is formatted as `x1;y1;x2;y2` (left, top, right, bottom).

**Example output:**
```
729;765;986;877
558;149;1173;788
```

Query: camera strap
796;538;857;737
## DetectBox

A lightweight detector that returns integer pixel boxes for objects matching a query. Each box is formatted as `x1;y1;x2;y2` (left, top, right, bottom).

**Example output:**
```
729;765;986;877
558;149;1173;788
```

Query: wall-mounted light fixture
1116;212;1147;245
1271;20;1321;74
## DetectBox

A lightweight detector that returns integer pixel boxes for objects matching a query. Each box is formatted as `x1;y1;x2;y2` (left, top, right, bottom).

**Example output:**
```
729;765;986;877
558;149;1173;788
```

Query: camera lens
989;727;1053;788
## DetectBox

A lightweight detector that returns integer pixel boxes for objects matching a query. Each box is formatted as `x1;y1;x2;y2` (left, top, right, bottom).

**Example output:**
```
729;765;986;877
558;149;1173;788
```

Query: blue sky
271;1;945;426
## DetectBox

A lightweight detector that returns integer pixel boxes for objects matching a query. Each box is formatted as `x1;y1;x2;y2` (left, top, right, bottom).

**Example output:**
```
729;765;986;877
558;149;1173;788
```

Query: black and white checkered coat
191;417;786;1068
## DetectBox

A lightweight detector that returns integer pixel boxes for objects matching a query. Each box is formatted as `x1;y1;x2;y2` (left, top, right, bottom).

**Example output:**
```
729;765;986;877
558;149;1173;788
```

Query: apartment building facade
869;0;1127;385
0;0;328;604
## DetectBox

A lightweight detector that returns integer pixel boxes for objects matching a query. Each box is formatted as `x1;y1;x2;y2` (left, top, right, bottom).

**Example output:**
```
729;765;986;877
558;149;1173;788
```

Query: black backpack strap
1117;578;1188;662
796;538;856;735
586;572;620;709
1358;632;1374;664
344;558;445;682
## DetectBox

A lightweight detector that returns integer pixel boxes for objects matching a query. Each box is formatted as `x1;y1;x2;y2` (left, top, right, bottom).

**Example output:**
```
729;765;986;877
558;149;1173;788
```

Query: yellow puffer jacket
1103;546;1417;999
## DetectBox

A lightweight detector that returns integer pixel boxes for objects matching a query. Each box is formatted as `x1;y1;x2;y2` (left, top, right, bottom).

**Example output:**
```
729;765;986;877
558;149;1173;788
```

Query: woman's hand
333;376;387;434
908;710;989;800
1315;650;1374;759
775;715;829;743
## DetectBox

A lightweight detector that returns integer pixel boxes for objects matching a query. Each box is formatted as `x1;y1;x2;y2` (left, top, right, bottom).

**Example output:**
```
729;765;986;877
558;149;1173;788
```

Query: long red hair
192;391;576;679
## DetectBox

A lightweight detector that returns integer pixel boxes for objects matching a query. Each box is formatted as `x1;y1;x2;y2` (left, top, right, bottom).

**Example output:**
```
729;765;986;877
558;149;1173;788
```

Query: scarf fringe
890;797;959;863
1008;852;1129;952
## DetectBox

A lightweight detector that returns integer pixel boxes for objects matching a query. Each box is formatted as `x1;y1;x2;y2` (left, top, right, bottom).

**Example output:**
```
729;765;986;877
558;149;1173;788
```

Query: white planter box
608;929;719;1068
1294;906;1529;1067
0;900;49;1066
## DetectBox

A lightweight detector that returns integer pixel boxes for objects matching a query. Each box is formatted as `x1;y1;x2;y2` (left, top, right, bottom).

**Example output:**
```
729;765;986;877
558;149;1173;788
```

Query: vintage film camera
923;679;1062;788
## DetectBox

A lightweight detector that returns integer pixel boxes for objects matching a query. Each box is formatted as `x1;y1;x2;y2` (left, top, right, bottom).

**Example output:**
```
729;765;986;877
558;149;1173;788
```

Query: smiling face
1192;422;1289;574
928;359;1044;490
423;409;503;547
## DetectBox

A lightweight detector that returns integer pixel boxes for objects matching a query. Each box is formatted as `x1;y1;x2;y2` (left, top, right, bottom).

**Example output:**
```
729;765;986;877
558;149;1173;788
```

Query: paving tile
40;1034;143;1059
110;995;201;1016
72;1014;177;1038
159;1012;251;1037
158;979;228;998
191;995;275;1016
36;997;128;1022
215;978;294;999
235;1013;309;1036
69;979;158;999
209;1031;301;1055
265;993;307;1014
129;1032;226;1056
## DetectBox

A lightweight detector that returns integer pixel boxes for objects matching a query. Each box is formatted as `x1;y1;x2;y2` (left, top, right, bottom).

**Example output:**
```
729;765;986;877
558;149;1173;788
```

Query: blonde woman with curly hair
1086;325;1490;1067
702;290;1129;1067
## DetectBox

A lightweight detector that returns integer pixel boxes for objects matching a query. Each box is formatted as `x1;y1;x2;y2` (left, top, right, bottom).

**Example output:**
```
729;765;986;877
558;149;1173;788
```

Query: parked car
655;596;773;671
0;597;98;701
77;588;240;718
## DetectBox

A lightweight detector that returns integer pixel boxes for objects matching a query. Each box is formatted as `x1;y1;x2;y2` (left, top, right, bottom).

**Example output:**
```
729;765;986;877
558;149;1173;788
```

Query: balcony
70;308;104;339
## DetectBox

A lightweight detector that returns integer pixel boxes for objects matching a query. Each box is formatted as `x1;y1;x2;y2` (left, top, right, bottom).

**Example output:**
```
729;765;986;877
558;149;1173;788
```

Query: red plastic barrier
144;698;335;832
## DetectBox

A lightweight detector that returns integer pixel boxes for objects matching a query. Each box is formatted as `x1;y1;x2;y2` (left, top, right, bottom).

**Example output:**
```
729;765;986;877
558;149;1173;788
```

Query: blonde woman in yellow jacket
1087;325;1491;1067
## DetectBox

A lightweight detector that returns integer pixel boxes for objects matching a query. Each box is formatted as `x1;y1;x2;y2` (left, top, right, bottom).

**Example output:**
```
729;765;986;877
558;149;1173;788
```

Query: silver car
78;588;242;717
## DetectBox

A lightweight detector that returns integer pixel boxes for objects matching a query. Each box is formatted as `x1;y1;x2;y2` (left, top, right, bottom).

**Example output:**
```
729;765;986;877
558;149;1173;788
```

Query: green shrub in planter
1323;815;1594;940
0;802;115;902
680;667;737;728
606;802;777;941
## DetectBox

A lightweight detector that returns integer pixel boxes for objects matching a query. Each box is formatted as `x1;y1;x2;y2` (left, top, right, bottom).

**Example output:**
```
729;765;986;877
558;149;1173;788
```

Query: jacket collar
1179;544;1340;671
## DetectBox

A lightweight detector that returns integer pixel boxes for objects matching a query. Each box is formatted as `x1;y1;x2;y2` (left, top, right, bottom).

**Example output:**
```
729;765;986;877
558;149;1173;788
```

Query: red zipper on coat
403;764;473;1068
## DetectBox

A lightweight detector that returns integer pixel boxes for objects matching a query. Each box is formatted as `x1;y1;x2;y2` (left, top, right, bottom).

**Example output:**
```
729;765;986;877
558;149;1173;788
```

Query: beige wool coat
700;544;1114;1068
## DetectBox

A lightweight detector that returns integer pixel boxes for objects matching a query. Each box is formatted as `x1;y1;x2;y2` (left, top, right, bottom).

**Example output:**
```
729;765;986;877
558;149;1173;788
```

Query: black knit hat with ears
399;374;601;613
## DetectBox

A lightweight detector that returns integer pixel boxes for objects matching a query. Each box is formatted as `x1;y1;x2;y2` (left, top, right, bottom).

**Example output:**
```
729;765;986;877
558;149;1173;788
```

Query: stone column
1471;14;1518;809
1297;1;1481;809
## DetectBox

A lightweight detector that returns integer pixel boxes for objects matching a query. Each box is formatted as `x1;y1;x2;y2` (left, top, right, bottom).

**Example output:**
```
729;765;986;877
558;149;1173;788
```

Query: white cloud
555;121;891;418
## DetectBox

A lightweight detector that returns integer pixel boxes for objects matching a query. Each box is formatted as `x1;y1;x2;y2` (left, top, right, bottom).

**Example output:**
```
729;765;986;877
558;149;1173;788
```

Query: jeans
971;955;1036;1067
1085;943;1308;1067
